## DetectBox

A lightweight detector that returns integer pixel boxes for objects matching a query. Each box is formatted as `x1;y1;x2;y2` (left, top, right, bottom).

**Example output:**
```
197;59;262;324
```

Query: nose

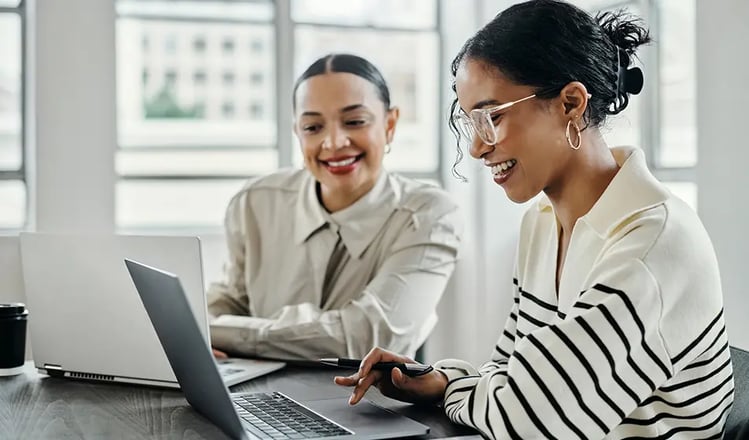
322;125;351;150
468;136;494;160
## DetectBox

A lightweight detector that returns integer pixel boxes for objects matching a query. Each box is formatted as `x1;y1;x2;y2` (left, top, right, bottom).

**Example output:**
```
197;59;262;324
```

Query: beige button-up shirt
207;168;463;360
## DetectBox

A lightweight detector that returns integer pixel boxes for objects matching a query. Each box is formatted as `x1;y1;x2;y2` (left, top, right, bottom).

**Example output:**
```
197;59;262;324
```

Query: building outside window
0;0;701;231
0;0;26;229
114;0;440;229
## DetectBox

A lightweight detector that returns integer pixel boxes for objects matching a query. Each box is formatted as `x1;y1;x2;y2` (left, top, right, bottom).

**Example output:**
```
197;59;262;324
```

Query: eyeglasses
453;94;536;146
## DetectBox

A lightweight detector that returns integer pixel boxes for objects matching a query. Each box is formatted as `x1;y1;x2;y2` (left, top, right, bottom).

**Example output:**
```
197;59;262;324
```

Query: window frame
647;0;696;184
588;0;696;185
0;0;27;230
0;0;30;231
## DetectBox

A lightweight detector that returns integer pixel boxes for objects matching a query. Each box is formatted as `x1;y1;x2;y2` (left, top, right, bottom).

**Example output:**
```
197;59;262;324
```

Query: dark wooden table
0;362;480;439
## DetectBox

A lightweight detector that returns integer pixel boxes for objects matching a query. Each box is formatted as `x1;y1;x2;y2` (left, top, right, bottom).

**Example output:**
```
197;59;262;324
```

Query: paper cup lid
0;303;28;317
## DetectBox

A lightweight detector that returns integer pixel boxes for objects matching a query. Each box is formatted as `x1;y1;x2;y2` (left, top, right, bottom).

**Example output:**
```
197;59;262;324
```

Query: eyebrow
471;99;503;110
300;104;369;117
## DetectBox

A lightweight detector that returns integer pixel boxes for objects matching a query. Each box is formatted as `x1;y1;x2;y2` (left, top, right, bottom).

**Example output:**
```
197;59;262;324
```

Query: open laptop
20;233;284;388
125;258;430;440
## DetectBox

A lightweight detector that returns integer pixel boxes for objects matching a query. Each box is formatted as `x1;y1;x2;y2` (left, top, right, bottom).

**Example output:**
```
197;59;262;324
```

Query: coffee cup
0;303;29;376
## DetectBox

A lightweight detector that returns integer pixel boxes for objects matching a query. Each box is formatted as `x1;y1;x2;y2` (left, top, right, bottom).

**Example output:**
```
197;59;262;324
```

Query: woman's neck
318;175;379;213
546;133;619;235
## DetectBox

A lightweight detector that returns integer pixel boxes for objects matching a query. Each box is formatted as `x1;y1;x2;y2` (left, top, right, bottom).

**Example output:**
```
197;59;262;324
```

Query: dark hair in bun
449;0;651;129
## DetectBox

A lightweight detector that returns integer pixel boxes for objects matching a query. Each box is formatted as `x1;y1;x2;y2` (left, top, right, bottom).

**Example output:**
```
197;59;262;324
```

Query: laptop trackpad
303;398;429;438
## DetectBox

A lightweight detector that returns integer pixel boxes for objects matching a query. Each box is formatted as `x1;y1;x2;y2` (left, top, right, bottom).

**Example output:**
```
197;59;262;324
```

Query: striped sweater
434;147;734;439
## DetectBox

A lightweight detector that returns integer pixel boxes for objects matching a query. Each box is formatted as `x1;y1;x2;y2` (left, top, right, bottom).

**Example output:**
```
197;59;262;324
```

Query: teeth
328;157;357;167
491;159;516;176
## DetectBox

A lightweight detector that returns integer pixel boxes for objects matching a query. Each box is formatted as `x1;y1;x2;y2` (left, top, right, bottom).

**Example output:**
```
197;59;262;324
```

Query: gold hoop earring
566;120;582;150
385;143;392;154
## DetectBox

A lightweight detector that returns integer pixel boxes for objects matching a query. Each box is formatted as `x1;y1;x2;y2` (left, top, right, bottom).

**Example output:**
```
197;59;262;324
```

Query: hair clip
623;67;644;95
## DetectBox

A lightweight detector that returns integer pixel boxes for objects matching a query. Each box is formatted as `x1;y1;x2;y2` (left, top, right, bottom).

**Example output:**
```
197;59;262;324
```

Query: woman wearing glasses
206;54;462;361
336;1;733;438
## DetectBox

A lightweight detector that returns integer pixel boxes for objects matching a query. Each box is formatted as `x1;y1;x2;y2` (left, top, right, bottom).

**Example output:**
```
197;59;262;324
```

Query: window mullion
640;0;659;169
20;0;27;189
436;0;445;185
275;0;294;168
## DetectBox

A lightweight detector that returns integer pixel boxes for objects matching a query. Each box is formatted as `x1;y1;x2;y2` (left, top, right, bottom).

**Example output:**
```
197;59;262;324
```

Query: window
116;0;440;230
116;0;276;229
0;0;25;229
574;0;697;210
164;69;177;85
193;70;206;85
655;0;697;208
249;71;263;86
164;34;177;54
222;37;234;53
193;36;206;53
221;101;235;118
249;101;263;119
658;0;696;167
250;38;263;53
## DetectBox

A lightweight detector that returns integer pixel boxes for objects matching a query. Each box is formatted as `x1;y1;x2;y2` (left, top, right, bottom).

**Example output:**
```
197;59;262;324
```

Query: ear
385;107;400;144
559;81;589;119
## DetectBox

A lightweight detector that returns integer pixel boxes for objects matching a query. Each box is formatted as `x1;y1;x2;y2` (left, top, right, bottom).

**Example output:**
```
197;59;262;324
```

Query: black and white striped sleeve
437;259;675;439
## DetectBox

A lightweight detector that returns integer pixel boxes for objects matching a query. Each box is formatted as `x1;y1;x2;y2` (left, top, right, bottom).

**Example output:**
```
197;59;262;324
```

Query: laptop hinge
43;363;64;378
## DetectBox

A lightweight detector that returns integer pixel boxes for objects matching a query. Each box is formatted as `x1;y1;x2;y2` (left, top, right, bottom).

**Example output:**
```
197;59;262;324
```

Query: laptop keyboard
233;392;351;439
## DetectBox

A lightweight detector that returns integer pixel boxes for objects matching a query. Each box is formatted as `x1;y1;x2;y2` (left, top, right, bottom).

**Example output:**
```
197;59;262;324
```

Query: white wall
0;0;116;362
30;0;117;232
425;0;529;366
696;0;749;351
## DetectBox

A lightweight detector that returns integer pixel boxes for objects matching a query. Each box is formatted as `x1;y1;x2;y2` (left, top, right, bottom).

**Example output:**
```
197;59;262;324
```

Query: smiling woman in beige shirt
207;54;463;361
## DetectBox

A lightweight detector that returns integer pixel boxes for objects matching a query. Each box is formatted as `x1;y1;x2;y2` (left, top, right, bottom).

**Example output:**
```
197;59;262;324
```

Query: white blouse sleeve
210;206;462;360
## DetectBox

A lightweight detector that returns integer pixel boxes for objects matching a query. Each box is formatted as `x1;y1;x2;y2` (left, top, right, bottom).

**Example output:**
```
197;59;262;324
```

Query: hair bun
620;66;644;95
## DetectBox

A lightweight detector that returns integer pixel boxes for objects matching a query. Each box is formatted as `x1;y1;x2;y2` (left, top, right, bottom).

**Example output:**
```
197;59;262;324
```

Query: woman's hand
334;347;448;406
212;347;228;359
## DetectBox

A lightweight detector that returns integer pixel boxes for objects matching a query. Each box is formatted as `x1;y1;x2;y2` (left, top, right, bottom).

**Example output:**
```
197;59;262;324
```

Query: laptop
19;233;284;388
125;258;430;440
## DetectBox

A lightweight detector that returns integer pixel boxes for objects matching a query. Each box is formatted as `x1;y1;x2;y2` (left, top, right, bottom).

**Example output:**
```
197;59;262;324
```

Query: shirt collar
294;172;328;245
294;170;399;258
536;146;670;238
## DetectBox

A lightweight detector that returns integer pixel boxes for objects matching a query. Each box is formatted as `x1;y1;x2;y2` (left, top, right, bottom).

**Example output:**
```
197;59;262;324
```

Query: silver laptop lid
126;259;430;440
125;258;248;440
20;233;206;385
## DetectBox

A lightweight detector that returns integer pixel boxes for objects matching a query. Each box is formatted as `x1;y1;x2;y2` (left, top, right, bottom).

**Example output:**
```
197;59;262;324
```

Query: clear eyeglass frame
453;93;537;146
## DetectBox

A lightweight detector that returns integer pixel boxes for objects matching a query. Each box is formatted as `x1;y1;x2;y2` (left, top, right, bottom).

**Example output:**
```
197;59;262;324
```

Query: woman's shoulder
610;194;712;264
240;168;310;193
641;195;719;275
595;194;722;310
227;168;310;211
